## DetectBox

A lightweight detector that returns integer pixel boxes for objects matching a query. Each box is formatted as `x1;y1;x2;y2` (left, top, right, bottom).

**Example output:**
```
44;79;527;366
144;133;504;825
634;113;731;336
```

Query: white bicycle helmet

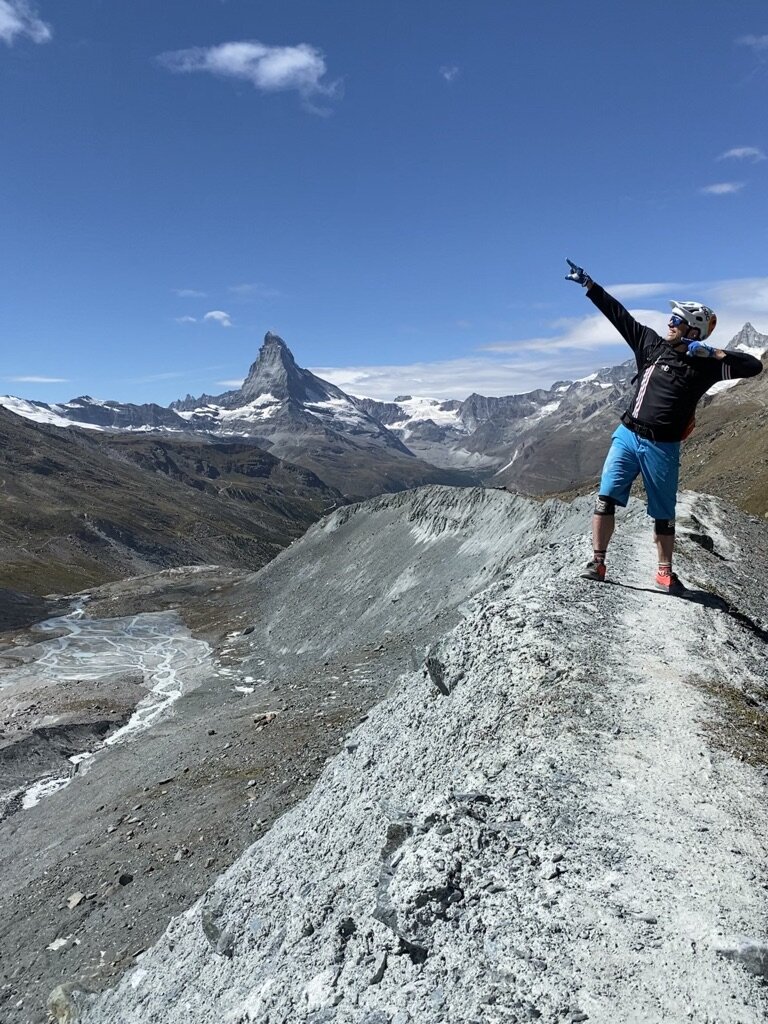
669;299;717;340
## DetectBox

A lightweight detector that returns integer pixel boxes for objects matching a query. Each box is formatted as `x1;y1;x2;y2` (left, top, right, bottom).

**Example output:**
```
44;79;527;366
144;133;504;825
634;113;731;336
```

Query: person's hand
686;340;715;358
565;258;592;288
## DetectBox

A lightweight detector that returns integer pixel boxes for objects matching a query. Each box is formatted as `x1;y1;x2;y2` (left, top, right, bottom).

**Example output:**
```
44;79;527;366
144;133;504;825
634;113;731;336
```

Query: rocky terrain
0;589;67;633
680;353;768;518
1;485;541;1023
1;485;767;1023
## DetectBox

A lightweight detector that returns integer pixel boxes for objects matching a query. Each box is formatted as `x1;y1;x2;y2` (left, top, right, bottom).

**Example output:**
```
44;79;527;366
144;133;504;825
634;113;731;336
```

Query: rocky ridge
1;485;556;1024
31;487;768;1024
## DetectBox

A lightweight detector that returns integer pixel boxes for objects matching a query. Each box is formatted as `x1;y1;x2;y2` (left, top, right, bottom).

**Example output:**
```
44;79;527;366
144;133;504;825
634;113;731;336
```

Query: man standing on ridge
565;258;763;595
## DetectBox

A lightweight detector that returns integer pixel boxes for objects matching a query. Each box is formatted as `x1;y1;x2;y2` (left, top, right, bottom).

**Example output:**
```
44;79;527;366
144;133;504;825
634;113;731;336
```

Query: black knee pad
654;518;676;536
594;494;616;516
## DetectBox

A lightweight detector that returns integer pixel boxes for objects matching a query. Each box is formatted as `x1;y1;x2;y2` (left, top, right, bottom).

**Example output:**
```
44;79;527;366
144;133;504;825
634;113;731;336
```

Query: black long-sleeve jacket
588;283;763;441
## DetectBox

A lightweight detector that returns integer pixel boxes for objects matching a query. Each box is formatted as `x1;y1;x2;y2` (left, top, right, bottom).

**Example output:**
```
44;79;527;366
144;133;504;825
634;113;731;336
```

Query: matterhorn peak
258;331;295;361
240;332;342;405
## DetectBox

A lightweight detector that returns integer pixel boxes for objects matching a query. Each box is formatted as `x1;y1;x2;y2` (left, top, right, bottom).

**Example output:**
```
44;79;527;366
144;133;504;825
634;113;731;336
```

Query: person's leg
639;438;681;588
591;496;616;566
584;427;638;579
653;519;680;592
654;525;675;570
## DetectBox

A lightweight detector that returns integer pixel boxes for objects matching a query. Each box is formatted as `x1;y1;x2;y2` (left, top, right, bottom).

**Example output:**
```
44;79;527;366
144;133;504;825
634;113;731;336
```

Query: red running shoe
655;568;685;595
581;560;606;582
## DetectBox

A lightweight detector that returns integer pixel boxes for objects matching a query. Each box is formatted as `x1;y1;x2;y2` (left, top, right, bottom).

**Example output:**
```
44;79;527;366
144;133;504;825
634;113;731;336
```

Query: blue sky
2;1;767;404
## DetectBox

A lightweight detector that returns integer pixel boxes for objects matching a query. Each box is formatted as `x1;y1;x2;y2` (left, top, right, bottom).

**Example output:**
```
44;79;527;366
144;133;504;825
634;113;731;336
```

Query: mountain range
1;334;477;501
4;324;766;502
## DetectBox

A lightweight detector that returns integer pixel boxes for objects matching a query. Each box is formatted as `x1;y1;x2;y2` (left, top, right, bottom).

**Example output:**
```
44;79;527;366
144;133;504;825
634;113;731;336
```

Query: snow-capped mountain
0;395;188;432
352;360;634;481
165;333;475;497
170;332;413;455
727;322;768;360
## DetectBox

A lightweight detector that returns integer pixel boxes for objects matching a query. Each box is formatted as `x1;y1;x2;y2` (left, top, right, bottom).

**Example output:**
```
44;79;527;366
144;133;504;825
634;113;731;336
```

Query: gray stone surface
71;489;768;1024
2;486;557;1023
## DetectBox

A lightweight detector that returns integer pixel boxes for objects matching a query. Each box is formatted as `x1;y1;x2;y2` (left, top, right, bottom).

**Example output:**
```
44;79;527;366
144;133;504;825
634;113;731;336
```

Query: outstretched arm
565;258;648;354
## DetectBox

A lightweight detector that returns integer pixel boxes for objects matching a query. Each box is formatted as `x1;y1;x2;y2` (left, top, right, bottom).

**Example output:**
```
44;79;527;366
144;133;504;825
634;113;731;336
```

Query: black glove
565;258;592;288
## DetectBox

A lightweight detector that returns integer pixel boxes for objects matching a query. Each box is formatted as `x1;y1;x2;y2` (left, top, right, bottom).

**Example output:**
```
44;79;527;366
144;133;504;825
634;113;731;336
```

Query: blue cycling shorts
599;424;681;521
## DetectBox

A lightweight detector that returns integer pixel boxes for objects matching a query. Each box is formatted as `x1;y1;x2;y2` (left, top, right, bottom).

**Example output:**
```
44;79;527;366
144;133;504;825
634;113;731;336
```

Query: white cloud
737;34;768;52
440;65;460;82
8;375;67;383
203;310;233;327
717;146;766;162
605;282;687;301
175;315;198;324
158;40;340;111
215;379;245;388
312;276;768;401
174;288;207;298
699;182;744;195
480;308;669;355
0;0;51;45
313;358;550;401
708;276;768;318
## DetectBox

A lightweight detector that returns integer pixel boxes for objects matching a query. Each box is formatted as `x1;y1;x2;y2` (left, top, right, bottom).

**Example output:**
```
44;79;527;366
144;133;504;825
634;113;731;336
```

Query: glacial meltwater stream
0;603;214;808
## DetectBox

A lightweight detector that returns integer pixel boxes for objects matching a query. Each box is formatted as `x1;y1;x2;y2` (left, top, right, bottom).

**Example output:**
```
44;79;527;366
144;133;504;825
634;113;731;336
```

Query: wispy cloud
215;378;245;388
708;276;768;318
0;0;51;45
158;40;341;112
700;182;744;195
717;146;766;162
203;310;233;327
479;308;668;355
737;34;768;52
605;282;687;301
175;315;198;324
440;65;460;82
228;281;282;298
312;357;560;401
173;288;207;298
8;375;68;383
125;371;191;384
